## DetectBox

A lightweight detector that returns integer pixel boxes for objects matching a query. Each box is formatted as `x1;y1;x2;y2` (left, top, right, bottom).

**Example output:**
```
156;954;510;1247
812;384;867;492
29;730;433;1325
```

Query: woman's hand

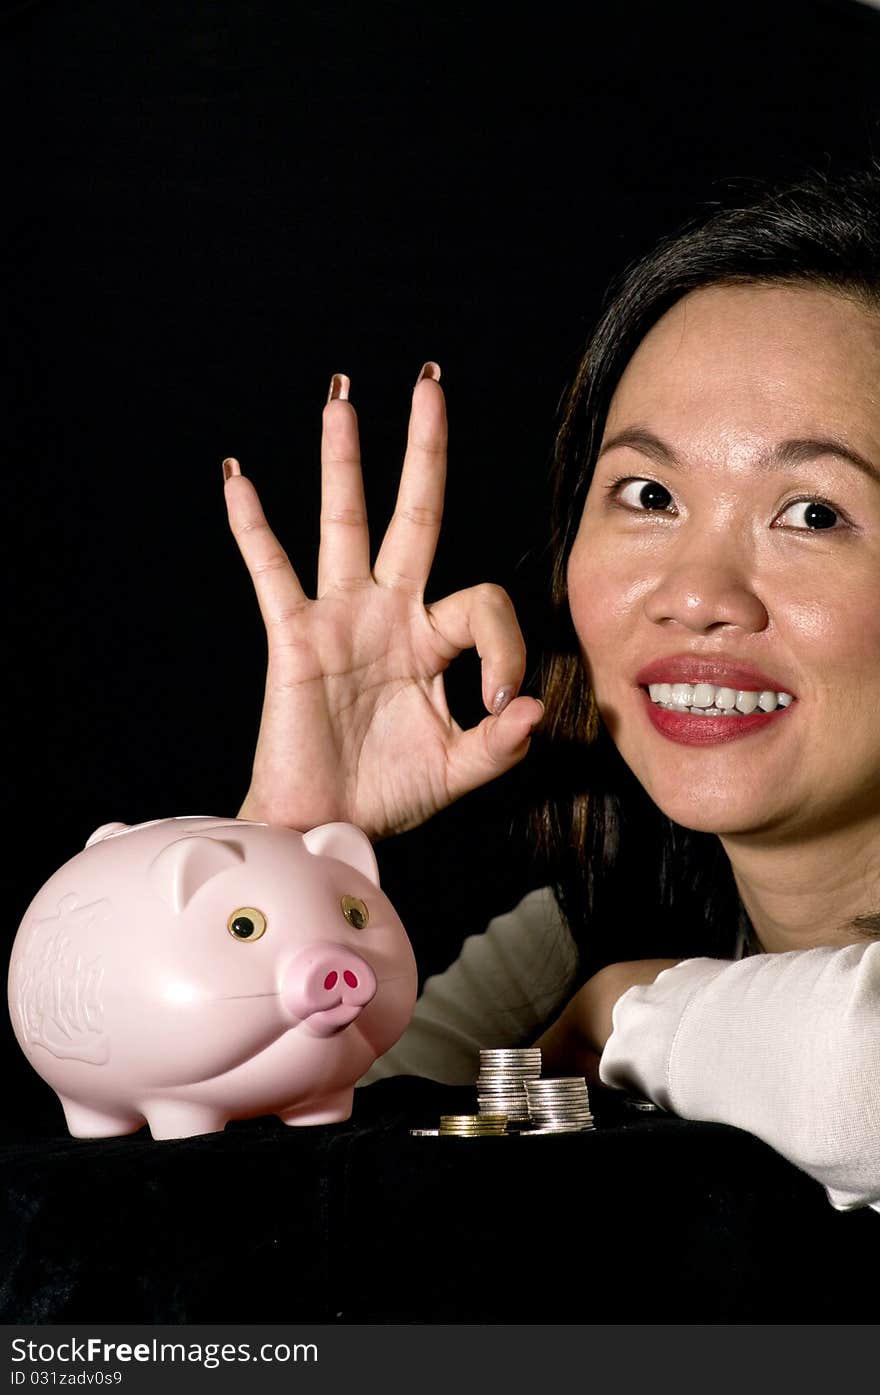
223;365;544;841
534;960;682;1086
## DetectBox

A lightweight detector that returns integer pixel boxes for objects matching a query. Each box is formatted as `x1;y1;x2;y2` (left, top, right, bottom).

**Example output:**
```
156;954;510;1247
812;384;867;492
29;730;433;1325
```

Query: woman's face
567;282;880;838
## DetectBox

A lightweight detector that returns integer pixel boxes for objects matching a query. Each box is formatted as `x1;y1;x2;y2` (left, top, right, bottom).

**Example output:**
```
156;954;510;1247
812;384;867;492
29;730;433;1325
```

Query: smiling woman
535;179;880;969
568;282;880;874
224;162;880;1217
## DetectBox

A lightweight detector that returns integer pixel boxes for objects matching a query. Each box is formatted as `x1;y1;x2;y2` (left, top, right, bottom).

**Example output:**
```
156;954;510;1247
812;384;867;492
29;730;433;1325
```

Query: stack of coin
476;1047;542;1124
439;1113;509;1136
522;1077;594;1133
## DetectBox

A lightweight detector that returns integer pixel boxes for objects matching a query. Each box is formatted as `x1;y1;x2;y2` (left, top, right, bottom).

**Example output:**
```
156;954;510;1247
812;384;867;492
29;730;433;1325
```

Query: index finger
372;362;447;594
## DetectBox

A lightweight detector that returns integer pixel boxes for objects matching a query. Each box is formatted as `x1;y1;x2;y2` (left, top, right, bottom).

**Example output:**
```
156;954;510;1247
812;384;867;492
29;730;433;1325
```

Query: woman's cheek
566;549;600;651
568;542;646;647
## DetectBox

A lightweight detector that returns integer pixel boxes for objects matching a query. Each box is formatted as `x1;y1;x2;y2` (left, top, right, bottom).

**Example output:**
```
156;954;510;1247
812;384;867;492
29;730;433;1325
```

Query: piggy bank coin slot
227;906;268;941
340;895;369;930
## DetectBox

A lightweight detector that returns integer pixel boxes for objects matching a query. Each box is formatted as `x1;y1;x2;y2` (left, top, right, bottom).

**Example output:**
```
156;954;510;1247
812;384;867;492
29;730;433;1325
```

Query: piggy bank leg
58;1097;145;1139
142;1100;229;1140
278;1089;354;1126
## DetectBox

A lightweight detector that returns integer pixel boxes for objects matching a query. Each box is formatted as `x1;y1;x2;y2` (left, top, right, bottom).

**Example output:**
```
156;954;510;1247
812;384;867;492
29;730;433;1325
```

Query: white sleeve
357;885;579;1087
599;942;880;1214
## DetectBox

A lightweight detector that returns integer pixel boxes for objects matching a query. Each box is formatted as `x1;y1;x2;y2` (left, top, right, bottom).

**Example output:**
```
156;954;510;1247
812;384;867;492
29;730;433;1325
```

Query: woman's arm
535;958;681;1086
563;945;880;1214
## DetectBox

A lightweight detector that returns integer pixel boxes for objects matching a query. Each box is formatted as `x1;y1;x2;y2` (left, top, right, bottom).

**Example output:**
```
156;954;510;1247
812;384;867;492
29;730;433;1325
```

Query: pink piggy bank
8;816;418;1140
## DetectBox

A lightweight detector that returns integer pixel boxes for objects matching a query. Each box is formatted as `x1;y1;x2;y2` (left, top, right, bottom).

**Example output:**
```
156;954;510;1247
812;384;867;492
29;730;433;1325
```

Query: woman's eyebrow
597;427;880;485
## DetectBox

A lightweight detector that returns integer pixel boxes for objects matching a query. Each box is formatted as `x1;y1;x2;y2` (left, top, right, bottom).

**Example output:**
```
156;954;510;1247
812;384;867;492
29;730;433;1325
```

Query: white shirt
359;886;880;1215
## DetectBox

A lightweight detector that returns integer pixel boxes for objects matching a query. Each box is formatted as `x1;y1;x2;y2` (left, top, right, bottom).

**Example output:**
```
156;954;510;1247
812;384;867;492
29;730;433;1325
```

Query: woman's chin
637;775;785;838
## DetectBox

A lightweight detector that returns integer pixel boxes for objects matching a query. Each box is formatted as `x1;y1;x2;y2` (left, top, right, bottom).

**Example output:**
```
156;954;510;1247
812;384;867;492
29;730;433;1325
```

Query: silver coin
526;1081;589;1093
478;1077;536;1085
526;1077;588;1086
530;1108;593;1116
480;1062;540;1072
520;1124;596;1136
409;1128;440;1136
528;1100;592;1109
529;1091;590;1099
530;1117;593;1126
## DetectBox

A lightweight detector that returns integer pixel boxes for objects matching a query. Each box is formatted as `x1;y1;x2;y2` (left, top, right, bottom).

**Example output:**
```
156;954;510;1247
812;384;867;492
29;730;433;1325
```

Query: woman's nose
641;541;769;635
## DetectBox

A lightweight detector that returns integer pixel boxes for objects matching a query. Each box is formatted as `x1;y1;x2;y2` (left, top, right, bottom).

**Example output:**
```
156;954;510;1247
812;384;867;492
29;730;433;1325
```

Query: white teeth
692;683;715;708
734;690;759;715
646;680;795;715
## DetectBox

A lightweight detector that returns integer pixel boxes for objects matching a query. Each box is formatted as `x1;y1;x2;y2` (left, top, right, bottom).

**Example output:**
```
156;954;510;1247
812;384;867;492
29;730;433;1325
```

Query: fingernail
492;687;514;716
416;361;441;384
328;373;350;403
222;457;241;481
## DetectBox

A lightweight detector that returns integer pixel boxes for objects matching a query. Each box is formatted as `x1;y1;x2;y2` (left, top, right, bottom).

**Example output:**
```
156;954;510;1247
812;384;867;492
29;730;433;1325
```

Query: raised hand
223;364;544;842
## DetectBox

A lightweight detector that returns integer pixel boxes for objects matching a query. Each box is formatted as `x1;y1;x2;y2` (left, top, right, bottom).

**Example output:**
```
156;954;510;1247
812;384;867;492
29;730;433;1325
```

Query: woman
222;164;880;1215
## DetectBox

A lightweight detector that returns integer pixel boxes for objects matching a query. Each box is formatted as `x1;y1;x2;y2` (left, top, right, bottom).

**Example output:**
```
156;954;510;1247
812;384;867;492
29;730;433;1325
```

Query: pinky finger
222;458;310;629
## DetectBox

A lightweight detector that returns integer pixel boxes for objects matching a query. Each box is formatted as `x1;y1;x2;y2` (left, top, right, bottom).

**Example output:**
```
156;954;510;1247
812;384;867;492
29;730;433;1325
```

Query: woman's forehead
605;283;880;447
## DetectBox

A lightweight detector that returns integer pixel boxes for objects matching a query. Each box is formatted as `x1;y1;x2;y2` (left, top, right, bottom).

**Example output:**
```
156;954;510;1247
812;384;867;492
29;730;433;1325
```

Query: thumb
445;696;545;799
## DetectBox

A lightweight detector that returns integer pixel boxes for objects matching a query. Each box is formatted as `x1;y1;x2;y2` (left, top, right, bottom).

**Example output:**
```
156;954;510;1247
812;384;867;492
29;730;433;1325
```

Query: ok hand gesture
224;365;544;841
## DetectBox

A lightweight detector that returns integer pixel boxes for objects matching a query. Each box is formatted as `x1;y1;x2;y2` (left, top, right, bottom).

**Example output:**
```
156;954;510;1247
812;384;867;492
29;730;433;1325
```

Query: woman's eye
775;499;841;531
612;478;676;512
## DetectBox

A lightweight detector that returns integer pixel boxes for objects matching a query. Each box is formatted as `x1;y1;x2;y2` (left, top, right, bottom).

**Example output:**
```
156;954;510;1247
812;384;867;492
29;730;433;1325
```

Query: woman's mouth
639;682;797;746
648;680;794;715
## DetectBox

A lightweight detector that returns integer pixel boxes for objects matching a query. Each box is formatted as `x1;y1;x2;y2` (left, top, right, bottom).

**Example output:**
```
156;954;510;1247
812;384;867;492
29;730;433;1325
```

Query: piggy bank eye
227;906;268;942
341;895;369;930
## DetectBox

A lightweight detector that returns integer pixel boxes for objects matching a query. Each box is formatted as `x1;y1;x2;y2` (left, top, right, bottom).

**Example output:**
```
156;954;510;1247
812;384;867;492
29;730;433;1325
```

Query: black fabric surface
2;1077;874;1324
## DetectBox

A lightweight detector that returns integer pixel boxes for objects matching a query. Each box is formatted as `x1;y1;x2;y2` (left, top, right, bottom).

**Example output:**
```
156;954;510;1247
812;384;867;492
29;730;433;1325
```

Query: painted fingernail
222;457;241;481
328;373;350;403
416;361;441;384
492;687;514;716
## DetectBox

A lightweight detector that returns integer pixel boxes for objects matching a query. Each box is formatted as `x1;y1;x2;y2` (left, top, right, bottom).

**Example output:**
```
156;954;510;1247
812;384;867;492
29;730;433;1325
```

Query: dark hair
525;161;880;983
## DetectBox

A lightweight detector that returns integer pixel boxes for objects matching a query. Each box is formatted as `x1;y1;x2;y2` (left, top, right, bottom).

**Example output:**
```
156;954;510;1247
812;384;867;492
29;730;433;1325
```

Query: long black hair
525;161;880;983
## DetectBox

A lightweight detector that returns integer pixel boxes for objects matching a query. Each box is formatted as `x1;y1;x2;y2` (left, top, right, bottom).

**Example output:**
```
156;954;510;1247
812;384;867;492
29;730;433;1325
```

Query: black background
4;0;880;1118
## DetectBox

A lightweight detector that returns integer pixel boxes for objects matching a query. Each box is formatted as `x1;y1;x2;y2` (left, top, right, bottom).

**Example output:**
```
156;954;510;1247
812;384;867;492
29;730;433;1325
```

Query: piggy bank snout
281;942;377;1035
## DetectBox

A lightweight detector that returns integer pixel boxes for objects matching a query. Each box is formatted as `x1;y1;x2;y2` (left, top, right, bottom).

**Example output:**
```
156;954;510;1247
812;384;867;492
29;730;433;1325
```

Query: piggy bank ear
148;836;245;913
85;822;130;848
301;823;380;888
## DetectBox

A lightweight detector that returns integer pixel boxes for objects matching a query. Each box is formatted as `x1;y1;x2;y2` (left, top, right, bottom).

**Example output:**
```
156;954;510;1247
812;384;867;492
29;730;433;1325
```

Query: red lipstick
635;655;795;693
639;689;796;746
633;654;797;747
